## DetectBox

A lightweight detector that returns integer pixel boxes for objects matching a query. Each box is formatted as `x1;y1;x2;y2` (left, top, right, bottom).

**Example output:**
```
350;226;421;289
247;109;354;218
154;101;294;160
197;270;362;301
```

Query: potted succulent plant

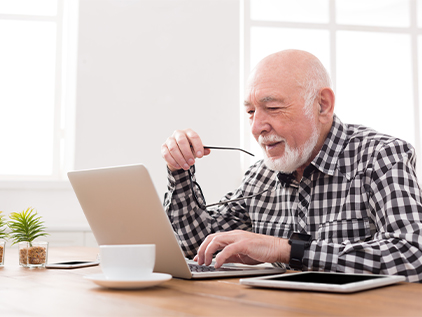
0;211;8;266
8;208;49;268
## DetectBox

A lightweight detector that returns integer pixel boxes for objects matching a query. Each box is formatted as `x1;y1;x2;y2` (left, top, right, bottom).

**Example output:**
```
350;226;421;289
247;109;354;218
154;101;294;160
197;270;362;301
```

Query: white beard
259;125;319;173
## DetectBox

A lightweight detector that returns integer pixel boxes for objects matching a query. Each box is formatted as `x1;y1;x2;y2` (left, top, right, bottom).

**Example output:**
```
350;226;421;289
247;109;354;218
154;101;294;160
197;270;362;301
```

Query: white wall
0;0;242;245
75;0;242;201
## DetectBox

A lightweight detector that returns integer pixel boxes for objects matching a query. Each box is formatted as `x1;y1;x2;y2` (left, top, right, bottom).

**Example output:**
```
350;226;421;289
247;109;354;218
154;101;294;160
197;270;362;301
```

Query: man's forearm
303;234;422;282
164;168;214;257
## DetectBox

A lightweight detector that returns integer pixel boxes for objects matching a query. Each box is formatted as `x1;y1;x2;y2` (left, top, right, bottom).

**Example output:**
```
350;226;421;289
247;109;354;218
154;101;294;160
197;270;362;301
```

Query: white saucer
84;273;172;289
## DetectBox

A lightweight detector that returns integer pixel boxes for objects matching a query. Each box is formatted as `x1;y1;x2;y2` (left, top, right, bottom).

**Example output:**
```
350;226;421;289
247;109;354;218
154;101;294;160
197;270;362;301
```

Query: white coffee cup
99;244;155;280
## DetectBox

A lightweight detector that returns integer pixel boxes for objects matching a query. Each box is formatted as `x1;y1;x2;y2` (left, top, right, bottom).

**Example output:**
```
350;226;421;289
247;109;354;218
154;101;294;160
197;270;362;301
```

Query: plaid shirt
164;115;422;282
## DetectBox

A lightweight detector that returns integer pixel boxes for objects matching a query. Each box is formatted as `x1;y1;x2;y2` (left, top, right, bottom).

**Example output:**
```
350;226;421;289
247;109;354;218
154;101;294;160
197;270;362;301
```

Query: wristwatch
288;232;312;270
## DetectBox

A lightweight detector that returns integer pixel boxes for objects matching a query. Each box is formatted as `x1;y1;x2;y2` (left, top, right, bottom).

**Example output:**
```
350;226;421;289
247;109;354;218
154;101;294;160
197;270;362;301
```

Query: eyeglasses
203;146;254;157
188;145;270;209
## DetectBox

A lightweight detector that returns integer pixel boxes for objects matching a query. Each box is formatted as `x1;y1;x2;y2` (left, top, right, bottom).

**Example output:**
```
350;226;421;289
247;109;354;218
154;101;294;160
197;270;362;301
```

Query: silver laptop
67;164;285;279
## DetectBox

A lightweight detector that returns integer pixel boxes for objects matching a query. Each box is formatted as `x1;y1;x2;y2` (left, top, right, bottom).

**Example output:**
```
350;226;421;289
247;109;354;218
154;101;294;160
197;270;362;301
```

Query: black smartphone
46;261;99;269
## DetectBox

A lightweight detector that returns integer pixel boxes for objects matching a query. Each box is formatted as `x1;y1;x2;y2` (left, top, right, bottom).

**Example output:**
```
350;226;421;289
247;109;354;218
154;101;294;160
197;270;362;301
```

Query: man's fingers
204;237;227;266
173;131;196;169
162;129;205;171
185;129;204;159
214;242;248;268
195;231;288;268
195;234;214;266
196;233;229;266
196;233;235;266
161;143;181;171
161;129;215;172
163;137;191;170
174;129;206;168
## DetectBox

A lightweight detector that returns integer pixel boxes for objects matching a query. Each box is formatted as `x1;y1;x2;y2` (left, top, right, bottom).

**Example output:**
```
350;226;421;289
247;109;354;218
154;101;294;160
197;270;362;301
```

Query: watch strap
288;232;312;270
289;239;306;270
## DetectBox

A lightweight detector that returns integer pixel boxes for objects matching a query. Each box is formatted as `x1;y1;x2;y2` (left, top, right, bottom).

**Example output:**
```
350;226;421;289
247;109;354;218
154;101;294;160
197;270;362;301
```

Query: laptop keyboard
188;263;242;272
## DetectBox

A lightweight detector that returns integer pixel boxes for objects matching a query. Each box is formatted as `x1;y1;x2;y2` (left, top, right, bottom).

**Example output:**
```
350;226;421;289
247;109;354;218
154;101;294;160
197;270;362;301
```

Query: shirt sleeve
163;166;252;258
303;140;422;282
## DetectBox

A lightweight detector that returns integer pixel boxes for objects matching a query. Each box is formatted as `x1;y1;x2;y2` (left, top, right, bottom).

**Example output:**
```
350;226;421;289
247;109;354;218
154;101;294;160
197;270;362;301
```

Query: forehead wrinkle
260;96;285;104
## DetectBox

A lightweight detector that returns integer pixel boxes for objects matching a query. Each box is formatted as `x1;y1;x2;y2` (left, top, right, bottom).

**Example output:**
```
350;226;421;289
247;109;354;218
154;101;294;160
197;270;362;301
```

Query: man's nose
250;110;271;137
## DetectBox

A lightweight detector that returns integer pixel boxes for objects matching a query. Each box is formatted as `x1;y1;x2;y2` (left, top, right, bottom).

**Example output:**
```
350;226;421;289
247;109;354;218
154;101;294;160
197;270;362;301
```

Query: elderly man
161;49;422;282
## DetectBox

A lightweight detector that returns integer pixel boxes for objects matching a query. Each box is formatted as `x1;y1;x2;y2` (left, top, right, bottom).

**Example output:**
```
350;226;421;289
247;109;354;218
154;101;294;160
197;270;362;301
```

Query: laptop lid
68;164;284;279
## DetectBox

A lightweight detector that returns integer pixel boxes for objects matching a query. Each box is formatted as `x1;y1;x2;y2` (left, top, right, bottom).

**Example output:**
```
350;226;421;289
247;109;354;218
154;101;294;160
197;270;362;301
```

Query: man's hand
161;129;211;171
194;230;291;268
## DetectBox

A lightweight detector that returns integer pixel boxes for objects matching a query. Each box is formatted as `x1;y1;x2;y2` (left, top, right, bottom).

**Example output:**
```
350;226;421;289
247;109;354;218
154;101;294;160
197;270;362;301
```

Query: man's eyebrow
260;96;284;103
244;96;285;106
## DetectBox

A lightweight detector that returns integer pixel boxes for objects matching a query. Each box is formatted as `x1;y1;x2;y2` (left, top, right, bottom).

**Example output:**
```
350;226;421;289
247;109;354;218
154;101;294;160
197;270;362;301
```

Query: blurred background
0;0;421;246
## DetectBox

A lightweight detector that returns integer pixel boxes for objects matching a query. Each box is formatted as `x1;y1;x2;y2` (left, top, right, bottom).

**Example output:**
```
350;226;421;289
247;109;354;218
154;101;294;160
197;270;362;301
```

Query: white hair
301;59;332;118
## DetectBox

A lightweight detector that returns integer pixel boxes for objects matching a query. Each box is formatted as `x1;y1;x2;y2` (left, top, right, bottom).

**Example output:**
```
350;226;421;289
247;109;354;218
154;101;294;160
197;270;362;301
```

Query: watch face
290;232;312;242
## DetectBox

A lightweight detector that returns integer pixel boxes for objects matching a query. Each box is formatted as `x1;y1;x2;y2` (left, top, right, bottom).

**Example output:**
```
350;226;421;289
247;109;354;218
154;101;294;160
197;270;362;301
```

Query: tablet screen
265;272;385;285
240;271;405;293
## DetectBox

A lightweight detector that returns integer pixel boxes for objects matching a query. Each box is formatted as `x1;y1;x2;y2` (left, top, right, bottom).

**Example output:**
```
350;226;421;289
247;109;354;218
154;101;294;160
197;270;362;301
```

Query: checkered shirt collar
311;115;348;177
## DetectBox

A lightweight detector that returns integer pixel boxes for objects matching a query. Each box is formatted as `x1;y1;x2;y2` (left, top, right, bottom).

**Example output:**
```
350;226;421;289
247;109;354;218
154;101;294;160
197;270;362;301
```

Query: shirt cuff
167;166;190;188
303;240;341;272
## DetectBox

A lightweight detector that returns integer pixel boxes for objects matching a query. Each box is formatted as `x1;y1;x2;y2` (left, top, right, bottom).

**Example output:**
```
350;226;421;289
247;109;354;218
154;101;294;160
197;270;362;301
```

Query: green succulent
8;208;49;246
0;211;8;240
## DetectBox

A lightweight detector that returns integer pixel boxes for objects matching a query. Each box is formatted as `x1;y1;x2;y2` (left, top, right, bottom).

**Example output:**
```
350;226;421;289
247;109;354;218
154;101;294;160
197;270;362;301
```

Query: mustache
258;134;285;145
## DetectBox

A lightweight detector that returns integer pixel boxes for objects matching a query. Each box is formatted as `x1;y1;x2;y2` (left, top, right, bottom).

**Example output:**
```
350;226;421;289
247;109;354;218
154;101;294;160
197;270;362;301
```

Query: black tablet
240;271;405;293
46;261;99;269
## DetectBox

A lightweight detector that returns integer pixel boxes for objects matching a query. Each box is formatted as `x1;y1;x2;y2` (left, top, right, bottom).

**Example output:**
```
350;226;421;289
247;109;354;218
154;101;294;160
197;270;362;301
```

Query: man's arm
304;140;422;282
164;166;253;258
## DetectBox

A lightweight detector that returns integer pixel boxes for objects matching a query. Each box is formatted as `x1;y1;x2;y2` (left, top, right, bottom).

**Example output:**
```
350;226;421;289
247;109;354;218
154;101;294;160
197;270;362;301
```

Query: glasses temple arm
204;146;255;157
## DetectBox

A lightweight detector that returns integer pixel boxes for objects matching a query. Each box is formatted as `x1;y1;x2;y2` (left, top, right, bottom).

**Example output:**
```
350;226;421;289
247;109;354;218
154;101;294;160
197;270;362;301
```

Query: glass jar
0;240;5;266
19;241;49;268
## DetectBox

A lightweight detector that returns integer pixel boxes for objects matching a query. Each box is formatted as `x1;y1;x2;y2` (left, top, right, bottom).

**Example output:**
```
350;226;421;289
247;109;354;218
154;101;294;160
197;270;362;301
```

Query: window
0;0;78;180
242;0;422;178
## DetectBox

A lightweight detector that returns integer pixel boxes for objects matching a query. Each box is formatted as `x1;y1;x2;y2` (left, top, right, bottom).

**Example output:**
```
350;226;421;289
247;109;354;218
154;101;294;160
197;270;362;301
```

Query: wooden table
1;247;421;316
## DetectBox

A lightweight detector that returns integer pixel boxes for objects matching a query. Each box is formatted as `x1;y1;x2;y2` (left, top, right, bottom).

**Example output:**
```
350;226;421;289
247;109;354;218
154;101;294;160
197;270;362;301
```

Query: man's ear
318;87;335;124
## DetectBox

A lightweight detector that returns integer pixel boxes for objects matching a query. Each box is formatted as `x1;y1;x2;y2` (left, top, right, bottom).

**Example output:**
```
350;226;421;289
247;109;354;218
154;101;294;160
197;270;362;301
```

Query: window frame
0;0;77;181
241;0;422;177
